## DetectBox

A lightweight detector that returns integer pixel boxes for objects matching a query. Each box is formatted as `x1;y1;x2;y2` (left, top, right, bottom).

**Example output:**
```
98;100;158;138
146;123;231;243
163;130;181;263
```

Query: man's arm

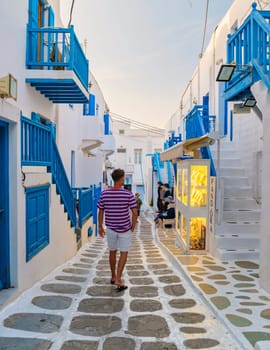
98;209;105;237
131;208;138;232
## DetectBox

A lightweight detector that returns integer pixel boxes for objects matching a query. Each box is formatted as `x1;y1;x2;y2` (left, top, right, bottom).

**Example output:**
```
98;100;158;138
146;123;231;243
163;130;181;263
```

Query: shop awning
160;135;215;162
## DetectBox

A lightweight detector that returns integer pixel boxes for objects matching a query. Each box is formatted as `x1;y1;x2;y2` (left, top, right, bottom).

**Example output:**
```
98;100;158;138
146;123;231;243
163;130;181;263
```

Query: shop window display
175;159;210;253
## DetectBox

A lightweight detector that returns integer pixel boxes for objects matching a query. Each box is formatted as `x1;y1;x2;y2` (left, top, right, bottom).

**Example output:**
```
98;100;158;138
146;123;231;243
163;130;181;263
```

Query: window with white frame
134;148;142;164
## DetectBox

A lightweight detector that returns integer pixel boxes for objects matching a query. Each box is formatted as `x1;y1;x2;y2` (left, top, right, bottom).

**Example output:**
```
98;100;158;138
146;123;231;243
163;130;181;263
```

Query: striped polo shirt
97;188;137;233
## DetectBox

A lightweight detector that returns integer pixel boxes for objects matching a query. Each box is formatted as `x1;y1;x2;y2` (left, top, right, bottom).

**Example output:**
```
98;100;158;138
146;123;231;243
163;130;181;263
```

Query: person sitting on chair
154;196;175;227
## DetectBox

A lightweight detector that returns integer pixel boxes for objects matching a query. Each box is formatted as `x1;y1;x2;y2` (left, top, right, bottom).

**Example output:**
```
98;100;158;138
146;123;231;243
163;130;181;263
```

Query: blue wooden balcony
25;25;89;104
224;3;270;101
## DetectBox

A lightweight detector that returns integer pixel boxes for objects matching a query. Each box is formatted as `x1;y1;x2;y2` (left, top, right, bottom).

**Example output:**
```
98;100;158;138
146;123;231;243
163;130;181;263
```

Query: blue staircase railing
49;139;76;227
21;116;76;227
225;2;270;100
73;186;93;228
184;105;216;176
153;153;162;183
79;187;93;228
93;183;102;235
21;116;52;166
26;25;89;91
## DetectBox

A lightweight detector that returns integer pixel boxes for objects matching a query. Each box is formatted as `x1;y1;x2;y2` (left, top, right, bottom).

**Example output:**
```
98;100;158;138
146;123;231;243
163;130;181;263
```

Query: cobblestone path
0;217;243;349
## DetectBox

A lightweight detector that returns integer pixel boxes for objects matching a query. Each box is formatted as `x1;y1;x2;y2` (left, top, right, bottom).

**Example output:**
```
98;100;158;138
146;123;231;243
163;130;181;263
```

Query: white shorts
106;228;132;252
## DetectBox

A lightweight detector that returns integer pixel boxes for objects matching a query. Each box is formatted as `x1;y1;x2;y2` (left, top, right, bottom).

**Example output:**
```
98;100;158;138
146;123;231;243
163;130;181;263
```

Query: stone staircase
211;140;260;260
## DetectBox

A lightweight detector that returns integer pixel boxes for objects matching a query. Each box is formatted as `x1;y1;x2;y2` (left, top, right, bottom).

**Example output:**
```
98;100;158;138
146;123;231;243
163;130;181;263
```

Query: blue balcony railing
184;106;216;176
26;25;89;103
225;2;270;100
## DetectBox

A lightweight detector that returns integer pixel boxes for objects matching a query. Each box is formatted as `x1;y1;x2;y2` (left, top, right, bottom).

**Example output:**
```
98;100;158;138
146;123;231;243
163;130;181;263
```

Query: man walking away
98;169;137;291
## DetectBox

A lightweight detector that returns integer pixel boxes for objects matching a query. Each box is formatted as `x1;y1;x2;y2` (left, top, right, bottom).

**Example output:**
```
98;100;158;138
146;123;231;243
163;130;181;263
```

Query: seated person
154;197;175;227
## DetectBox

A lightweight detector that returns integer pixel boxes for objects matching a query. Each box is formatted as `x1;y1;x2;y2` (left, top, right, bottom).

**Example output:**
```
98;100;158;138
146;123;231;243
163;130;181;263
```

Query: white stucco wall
166;0;266;197
0;0;111;299
111;120;165;199
18;168;77;292
251;81;270;292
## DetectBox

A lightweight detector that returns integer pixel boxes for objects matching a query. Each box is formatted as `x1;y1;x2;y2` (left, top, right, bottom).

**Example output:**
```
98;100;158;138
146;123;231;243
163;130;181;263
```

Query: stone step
211;149;240;159
212;158;241;167
219;167;245;177
215;248;260;261
215;234;260;249
223;198;260;210
215;222;260;234
224;187;253;198
223;176;249;187
223;210;261;222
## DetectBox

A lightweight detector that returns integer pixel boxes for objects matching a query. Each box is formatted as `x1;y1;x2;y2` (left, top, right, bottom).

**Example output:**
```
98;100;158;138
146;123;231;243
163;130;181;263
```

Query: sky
61;0;233;128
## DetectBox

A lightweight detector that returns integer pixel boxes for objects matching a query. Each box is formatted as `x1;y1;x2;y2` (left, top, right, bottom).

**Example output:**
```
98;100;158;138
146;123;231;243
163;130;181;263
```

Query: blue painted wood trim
25;184;50;261
0;120;10;289
78;186;93;228
230;110;233;141
104;114;110;135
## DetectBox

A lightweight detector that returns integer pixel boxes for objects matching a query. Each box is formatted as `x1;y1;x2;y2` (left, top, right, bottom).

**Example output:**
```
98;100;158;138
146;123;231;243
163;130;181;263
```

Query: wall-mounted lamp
216;63;252;82
242;97;257;108
0;74;17;101
216;64;236;82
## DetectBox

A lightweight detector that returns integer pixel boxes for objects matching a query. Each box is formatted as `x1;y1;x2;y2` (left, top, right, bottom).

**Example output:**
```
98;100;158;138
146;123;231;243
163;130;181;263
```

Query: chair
162;218;175;229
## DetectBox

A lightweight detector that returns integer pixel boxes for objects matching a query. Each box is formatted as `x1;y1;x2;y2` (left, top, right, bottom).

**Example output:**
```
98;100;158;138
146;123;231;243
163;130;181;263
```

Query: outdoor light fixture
0;73;17;100
216;64;236;82
242;97;257;108
216;63;253;82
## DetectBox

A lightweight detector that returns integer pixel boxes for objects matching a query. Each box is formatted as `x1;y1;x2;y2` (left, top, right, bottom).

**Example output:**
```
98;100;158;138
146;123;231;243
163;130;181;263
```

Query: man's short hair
111;168;125;182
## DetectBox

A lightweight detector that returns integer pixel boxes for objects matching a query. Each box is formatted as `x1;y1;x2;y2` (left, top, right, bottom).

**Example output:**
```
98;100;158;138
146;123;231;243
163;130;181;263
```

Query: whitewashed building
110;116;165;207
162;0;270;292
0;0;115;305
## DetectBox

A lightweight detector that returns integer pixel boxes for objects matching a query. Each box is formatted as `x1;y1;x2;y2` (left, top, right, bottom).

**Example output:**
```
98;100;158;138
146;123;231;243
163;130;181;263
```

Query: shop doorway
0;121;10;289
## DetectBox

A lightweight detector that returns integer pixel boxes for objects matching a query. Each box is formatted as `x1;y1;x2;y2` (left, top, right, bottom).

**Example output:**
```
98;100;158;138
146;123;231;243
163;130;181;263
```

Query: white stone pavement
0;212;267;349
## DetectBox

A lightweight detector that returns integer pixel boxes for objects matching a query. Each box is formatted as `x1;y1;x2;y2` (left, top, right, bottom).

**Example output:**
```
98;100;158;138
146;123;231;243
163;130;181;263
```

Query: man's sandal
116;285;128;291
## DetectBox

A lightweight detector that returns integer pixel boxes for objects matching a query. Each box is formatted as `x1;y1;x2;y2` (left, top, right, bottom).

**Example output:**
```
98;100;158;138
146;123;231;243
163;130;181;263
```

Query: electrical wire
111;112;165;134
68;0;75;28
200;0;209;57
110;112;165;135
257;0;262;9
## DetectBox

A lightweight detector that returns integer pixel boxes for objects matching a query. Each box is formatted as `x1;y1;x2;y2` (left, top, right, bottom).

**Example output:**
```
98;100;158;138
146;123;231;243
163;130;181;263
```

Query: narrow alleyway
0;212;267;350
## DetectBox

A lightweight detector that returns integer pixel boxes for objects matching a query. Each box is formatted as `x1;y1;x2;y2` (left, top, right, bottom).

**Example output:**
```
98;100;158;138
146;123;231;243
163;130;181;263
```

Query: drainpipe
198;54;202;104
212;24;223;225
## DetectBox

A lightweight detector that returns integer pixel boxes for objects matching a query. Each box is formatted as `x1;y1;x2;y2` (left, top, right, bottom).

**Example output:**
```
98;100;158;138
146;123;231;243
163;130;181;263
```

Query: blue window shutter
83;102;90;115
104;114;109;135
89;94;96;116
26;185;50;261
83;94;96;116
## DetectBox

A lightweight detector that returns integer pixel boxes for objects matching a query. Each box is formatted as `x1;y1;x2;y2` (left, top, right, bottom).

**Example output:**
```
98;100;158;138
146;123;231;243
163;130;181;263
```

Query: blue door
0;121;10;289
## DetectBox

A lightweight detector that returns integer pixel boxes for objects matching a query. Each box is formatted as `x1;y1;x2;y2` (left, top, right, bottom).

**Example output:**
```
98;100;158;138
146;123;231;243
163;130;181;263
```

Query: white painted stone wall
164;0;270;290
0;0;113;299
18;167;77;292
166;1;267;205
111;120;165;203
251;81;270;292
